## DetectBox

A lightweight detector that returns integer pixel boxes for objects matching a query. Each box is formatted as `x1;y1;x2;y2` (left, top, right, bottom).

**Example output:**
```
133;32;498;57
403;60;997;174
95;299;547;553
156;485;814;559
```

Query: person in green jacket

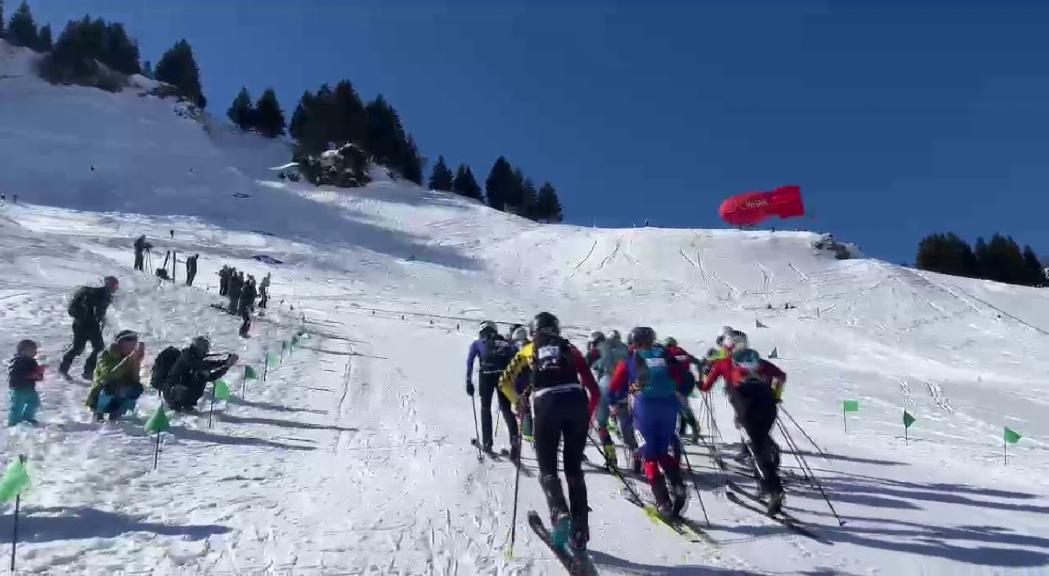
87;330;145;421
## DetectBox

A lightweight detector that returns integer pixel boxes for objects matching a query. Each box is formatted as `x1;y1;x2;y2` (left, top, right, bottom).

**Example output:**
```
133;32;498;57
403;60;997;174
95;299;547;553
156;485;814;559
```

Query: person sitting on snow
163;336;238;413
8;339;45;426
87;330;145;422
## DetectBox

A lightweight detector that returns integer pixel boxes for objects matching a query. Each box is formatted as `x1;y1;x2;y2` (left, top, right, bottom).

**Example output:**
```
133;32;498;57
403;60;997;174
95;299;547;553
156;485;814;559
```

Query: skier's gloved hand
465;380;475;396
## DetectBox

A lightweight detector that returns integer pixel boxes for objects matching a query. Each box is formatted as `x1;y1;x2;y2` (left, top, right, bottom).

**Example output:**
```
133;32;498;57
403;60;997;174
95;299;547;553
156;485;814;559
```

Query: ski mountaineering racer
587;329;638;472
499;312;600;550
466;321;519;457
662;336;704;444
608;327;689;517
701;330;788;514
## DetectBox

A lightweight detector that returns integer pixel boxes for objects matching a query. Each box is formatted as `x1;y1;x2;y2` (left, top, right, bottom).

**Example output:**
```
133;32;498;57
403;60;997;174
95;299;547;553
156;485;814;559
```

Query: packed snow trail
1;42;1048;573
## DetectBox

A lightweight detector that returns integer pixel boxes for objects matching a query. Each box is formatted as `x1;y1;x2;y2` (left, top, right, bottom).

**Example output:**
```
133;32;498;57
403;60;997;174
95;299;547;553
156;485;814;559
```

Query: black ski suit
59;286;112;378
133;236;147;271
499;335;600;542
239;281;257;337
185;255;198;286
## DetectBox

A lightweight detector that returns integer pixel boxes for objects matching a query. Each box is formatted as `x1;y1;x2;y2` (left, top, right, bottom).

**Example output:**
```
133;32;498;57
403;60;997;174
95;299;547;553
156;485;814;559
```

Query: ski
623;495;713;544
724;484;825;543
526;511;598;575
470;439;507;461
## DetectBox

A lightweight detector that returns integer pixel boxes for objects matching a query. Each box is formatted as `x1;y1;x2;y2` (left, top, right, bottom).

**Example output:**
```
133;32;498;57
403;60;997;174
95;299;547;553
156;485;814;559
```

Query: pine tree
1022;245;1044;286
428;156;454;191
365;95;422;183
155;39;206;108
288;90;314;141
332;79;366;147
484;156;516;211
103;22;140;75
36;23;50;52
142;60;153;78
0;1;6;39
7;0;38;50
520;178;538;219
916;233;976;278
535;182;564;223
400;135;424;185
253;88;286;138
227;87;254;131
452;164;482;200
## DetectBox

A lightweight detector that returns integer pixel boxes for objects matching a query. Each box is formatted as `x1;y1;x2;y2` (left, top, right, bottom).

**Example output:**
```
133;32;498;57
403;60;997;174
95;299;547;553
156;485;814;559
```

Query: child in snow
87;330;145;422
8;339;45;426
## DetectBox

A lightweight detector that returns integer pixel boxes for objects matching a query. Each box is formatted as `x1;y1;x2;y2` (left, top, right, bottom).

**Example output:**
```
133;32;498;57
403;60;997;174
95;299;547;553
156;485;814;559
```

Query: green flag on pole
214;379;231;401
0;458;30;502
1004;427;1022;444
267;352;279;367
843;400;860;412
144;405;171;434
903;411;916;428
244;365;258;380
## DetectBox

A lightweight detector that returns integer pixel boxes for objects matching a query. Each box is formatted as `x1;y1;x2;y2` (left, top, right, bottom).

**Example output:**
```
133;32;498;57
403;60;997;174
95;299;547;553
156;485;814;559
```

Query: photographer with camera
162;336;239;413
133;235;153;272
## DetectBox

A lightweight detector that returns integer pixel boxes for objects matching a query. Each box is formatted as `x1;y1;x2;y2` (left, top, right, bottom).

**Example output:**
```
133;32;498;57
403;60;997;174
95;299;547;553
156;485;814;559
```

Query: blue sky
26;0;1049;262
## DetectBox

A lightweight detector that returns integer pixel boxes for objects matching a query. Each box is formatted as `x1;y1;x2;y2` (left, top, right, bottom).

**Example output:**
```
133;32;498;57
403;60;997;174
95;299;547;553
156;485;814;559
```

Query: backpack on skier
626;345;678;398
67;287;93;319
479;336;515;375
151;346;181;392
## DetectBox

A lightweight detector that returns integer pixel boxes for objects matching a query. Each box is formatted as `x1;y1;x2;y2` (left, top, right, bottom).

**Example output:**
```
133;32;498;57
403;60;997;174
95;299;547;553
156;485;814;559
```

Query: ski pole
470;393;483;461
777;420;845;526
679;445;711;526
506;426;523;558
775;419;818;490
495;405;501;442
587;432;644;504
780;406;829;458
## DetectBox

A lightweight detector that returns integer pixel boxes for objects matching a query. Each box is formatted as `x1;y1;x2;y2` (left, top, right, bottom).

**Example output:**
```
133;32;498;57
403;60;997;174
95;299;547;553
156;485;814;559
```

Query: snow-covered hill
1;40;1047;574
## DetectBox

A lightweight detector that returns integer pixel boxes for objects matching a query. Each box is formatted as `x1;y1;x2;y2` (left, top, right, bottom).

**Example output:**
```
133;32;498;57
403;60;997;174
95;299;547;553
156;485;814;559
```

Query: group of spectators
219;267;270;338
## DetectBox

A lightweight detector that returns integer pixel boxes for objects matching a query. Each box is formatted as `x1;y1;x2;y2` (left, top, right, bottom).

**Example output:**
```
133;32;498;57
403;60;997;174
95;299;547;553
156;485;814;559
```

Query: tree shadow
0;506;229;543
218;413;358;433
173;426;315;451
227;397;327;415
588;550;755;575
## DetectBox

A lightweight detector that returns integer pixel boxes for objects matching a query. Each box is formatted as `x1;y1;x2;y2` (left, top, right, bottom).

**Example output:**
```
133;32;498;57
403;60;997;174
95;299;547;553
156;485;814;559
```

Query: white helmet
723;330;748;352
479;321;497;338
511;326;529;343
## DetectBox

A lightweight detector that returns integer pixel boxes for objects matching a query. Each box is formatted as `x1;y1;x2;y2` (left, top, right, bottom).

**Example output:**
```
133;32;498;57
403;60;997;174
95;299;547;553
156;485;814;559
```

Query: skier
239;276;258;338
509;325;534;441
465;321;518;455
59;276;119;380
133;235;150;271
499;312;600;549
701;333;787;514
87;330;145;422
663;336;704;444
259;273;271;309
218;266;231;296
228;271;243;314
8;339;45;426
608;327;688;517
185;254;199;286
588;330;638;472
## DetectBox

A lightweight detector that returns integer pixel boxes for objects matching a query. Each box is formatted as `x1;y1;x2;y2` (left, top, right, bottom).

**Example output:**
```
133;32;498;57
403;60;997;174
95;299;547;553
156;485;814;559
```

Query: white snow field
2;42;1048;575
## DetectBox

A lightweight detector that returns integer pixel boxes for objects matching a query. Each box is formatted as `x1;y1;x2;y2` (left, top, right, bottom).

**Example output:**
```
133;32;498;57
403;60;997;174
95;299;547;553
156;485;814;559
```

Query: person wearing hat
87;329;145;422
163;336;238;412
60;276;120;380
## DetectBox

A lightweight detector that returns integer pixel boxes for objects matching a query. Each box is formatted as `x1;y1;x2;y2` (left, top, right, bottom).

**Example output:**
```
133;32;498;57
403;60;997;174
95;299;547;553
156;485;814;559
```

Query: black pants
60;321;104;378
533;387;589;525
186;269;197;286
730;381;782;494
239;306;253;337
479;374;517;447
134;251;144;271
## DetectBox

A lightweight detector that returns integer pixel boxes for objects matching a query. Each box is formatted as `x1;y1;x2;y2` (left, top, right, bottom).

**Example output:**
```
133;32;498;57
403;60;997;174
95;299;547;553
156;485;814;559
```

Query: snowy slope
1;40;1048;574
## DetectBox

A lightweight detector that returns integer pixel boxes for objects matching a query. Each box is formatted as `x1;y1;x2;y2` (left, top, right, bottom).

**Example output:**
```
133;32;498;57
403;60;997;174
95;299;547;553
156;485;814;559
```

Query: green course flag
903;411;916;428
843;400;860;412
145;405;171;434
0;458;30;502
214;379;231;401
1004;427;1022;444
244;365;258;380
267;352;279;367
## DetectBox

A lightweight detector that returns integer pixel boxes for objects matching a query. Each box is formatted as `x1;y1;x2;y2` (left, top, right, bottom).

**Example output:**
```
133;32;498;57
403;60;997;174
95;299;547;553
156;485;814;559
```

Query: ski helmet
511;325;529;343
663;336;678;348
589;331;606;346
732;348;761;374
191;336;211;354
629;327;657;347
723;330;748;352
609;330;622;342
479;321;497;338
530;312;560;337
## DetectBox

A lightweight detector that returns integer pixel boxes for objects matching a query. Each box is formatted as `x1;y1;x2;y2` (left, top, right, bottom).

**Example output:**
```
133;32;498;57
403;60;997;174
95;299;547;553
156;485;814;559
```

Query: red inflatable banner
719;185;805;227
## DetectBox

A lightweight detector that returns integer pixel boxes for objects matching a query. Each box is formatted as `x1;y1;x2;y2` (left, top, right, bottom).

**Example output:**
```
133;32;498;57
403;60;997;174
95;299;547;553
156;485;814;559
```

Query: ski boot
651;478;674;517
766;490;785;516
509;439;521;463
570;514;589;551
629;447;643;475
665;462;688;516
602;444;618;470
550;511;572;549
